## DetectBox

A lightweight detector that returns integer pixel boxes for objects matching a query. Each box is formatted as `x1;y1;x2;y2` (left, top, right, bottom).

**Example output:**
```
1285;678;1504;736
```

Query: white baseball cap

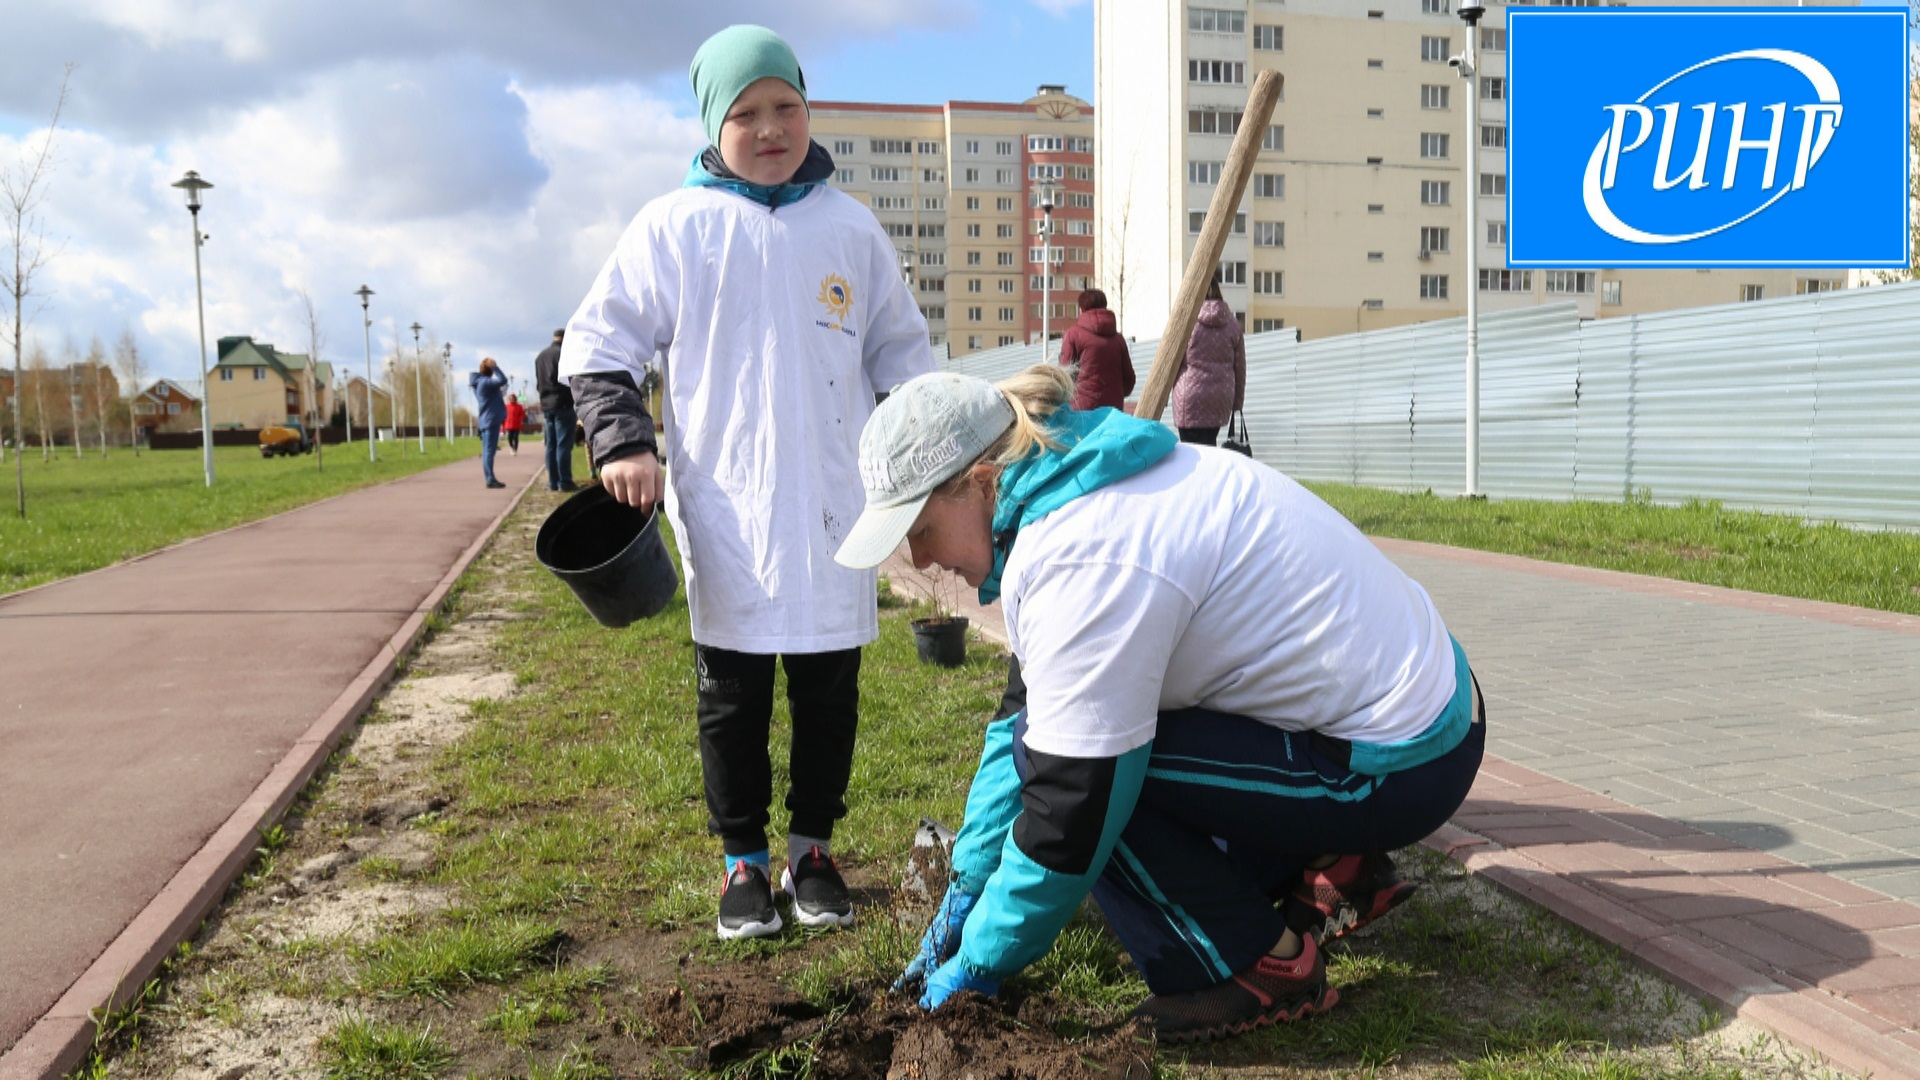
834;372;1015;569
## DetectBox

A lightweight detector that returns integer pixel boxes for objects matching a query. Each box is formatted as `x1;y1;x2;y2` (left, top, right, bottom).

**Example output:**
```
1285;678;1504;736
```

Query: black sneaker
1131;933;1338;1044
486;479;506;489
779;846;854;929
717;861;782;940
1284;853;1419;943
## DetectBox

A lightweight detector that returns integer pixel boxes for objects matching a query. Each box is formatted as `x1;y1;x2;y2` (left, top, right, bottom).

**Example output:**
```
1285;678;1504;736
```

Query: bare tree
85;334;108;456
26;341;51;460
298;287;326;471
1102;156;1139;332
113;326;145;456
3;66;70;514
61;335;80;459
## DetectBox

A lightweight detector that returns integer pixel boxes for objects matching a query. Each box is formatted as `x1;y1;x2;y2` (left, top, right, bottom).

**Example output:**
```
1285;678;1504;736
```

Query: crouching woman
833;367;1484;1044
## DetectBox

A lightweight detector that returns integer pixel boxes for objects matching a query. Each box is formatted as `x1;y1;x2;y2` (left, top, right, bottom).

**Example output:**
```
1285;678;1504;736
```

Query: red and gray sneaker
780;846;854;929
717;860;783;941
1131;933;1338;1043
1286;852;1419;943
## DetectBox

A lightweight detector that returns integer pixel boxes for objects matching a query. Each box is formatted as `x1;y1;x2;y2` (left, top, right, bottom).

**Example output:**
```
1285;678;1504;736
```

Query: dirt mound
641;975;1154;1080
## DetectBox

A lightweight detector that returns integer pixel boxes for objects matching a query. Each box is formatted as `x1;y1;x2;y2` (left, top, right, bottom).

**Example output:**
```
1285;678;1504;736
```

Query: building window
871;167;904;183
1188;210;1248;234
920;277;945;293
1481;76;1505;101
1251;318;1286;333
1487;220;1508;246
1479;269;1532;292
998;279;1016;294
1252;270;1284;295
1480;172;1507;197
1254;221;1285;247
964;140;979;155
1368;252;1385;262
967;306;983;321
219;369;234;381
998;251;1016;266
1218;260;1247;286
884;222;914;238
965;196;980;210
966;223;981;238
999;336;1016;347
997;223;1015;239
1421;180;1451;205
834;169;854;184
1545;271;1595;295
1601;280;1622;305
1188;7;1246;33
996;197;1014;212
1423;0;1450;13
996;140;1014;155
996;168;1015;184
1368;108;1385;120
870;138;910;154
924;197;944;211
962;168;979;183
918;141;940;155
1481;124;1506;149
168;402;181;415
923;168;945;184
1188;160;1225;186
1368;59;1385;70
1419;226;1450;254
1252;173;1285;199
1253;24;1282;50
1262;125;1284;152
967;279;982;293
1420;274;1450;300
1419;132;1449;159
966;250;981;265
1481;27;1507;51
833;139;854;156
1188;107;1244;135
1422;84;1450;110
1741;284;1765;302
999;306;1016;322
1796;278;1842;294
1367;203;1385;214
921;250;945;266
1028;135;1064;152
924;306;946;320
1188;60;1247;85
253;368;267;380
918;223;945;238
967;335;982;350
1421;36;1450;62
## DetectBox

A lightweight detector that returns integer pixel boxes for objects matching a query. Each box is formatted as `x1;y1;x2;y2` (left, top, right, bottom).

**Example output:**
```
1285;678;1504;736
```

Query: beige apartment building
812;86;1097;359
1097;0;1855;343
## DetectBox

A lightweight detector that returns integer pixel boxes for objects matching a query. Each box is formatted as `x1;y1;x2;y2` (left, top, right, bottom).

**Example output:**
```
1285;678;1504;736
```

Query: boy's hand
601;454;661;512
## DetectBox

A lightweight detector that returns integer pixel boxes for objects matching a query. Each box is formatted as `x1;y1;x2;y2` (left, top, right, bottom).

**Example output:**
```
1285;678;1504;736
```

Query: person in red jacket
1056;289;1135;412
503;394;527;456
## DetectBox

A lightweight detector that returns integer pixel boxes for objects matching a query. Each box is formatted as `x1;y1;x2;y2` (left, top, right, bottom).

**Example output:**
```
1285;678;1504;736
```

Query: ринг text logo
1510;9;1908;269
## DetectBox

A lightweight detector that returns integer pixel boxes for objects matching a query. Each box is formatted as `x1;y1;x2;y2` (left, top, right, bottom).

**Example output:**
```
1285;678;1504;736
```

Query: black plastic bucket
911;617;969;668
535;484;679;628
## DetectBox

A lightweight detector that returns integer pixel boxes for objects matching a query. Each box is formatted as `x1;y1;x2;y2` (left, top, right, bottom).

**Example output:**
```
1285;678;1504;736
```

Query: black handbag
1221;410;1252;457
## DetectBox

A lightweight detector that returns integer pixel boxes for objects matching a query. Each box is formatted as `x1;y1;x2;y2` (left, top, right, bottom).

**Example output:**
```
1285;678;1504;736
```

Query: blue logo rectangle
1509;7;1909;269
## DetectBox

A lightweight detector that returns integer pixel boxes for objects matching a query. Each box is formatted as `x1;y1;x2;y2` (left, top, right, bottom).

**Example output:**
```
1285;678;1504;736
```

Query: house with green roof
208;336;334;430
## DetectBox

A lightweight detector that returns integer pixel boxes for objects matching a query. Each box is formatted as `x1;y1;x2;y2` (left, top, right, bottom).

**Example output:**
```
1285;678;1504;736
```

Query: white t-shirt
560;184;935;652
1002;445;1456;759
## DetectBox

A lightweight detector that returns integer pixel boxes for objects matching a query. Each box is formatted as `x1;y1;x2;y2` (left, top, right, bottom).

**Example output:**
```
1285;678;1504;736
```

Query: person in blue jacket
834;367;1485;1044
469;356;508;489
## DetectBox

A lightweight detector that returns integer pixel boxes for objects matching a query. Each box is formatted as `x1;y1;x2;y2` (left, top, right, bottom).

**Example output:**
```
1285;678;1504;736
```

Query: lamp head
171;170;212;212
409;321;422;337
1458;4;1486;24
354;284;374;310
1040;187;1055;213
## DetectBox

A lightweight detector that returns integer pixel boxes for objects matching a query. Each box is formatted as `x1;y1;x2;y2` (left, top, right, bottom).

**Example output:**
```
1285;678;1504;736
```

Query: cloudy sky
0;1;1093;401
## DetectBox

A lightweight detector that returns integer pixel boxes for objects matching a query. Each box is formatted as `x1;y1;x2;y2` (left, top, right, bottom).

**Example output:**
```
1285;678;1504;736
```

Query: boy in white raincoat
559;24;935;940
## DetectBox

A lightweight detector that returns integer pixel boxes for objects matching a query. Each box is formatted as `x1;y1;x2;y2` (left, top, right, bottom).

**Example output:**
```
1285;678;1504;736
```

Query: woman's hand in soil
896;887;978;994
918;956;999;1010
601;453;661;512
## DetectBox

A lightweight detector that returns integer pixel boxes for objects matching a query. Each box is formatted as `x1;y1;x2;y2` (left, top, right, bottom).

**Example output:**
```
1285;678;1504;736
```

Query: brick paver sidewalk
883;537;1920;1077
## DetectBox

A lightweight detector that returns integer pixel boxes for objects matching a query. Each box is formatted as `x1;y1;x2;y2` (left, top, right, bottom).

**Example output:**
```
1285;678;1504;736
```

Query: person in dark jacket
470;357;508;489
1172;279;1246;446
534;329;578;491
1056;289;1134;412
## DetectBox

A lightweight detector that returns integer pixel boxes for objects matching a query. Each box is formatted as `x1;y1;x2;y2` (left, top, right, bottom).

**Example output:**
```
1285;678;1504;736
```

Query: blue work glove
919;955;1000;1009
894;887;978;993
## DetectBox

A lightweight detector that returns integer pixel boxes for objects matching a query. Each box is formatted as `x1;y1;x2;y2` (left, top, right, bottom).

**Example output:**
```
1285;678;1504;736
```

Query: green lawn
0;439;484;595
1305;483;1920;617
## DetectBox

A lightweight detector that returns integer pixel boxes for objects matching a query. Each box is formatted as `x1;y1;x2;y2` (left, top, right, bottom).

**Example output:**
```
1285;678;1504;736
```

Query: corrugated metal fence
941;283;1920;528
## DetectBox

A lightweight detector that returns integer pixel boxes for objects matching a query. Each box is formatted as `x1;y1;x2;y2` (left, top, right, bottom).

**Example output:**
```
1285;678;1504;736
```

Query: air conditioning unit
1417;248;1431;261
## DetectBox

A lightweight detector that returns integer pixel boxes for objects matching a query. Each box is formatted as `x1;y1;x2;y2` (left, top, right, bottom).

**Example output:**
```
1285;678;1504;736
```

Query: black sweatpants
1177;426;1220;447
694;644;862;856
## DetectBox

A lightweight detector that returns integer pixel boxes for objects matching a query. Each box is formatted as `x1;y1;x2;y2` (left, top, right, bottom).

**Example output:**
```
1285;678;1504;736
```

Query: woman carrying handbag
1172;278;1246;447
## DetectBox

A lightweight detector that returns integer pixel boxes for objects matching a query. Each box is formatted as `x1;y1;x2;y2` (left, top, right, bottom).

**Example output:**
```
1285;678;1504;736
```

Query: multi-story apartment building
811;85;1097;359
1097;0;1854;343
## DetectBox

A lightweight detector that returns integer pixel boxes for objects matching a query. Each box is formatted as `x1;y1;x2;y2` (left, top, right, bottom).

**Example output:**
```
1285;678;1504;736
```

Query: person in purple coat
1172;279;1246;446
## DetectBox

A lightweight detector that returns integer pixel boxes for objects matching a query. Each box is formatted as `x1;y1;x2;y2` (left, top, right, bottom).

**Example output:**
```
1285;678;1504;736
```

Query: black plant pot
911;616;969;668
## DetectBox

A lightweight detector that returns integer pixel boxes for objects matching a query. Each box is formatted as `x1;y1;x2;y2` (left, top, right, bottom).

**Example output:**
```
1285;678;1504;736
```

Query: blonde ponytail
984;365;1072;466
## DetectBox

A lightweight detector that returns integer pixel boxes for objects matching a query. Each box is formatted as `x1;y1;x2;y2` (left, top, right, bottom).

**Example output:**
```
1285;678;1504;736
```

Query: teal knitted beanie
690;25;808;147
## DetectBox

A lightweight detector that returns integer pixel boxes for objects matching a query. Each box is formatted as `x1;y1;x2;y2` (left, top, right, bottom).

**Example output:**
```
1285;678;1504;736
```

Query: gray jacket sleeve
570;371;657;468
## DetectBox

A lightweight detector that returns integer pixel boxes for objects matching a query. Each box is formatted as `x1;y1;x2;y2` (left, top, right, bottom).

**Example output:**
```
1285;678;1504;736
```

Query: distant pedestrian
559;24;935;941
470;357;508;489
1172;279;1246;447
1056;288;1135;412
535;329;578;492
504;395;527;455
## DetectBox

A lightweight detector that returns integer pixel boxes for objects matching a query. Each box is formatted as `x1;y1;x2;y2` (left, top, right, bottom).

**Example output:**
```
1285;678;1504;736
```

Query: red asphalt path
0;450;539;1079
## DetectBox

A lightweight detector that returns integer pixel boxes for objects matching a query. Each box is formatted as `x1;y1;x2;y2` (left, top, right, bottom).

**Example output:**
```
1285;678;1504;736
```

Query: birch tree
3;66;70;514
114;326;145;455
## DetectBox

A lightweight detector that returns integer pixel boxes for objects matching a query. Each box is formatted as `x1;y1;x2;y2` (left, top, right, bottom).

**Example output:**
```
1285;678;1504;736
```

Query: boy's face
719;76;809;186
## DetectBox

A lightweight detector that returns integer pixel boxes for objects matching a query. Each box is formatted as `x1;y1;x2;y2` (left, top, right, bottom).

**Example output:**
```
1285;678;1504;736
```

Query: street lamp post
1458;4;1486;498
441;342;453;442
171;170;215;486
409;321;426;453
1040;186;1055;362
354;285;376;462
